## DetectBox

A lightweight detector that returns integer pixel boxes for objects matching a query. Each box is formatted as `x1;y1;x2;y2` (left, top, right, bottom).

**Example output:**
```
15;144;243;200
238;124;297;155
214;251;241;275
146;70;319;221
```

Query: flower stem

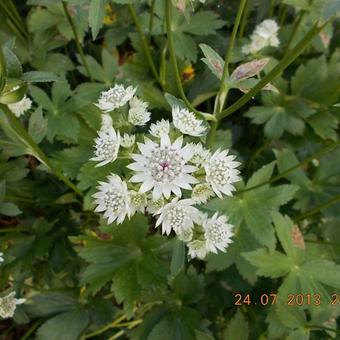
148;0;156;36
128;4;161;85
216;21;327;121
165;0;216;122
0;104;84;197
62;1;93;82
284;10;305;56
294;195;340;222
237;140;340;194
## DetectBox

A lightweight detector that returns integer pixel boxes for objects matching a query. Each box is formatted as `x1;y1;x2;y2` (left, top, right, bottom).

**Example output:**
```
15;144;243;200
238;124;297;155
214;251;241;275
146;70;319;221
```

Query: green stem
294;195;340;222
237;140;340;194
165;0;216;122
279;5;288;26
268;0;276;17
216;22;327;121
284;10;305;56
20;321;42;340
0;104;84;197
128;4;161;85
305;239;340;247
148;0;156;36
62;1;93;82
238;0;250;38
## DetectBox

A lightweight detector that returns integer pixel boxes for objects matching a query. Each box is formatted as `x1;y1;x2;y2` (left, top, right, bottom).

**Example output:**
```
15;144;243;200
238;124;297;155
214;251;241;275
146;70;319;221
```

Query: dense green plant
0;0;339;339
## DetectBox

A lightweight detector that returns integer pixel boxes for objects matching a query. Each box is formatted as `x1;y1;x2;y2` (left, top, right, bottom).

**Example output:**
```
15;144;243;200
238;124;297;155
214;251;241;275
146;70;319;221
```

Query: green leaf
223;310;249;340
199;44;224;80
2;46;23;78
0;180;5;203
0;202;22;216
242;249;294;278
172;32;197;62
28;107;47;143
307;111;338;141
170;240;185;280
89;0;106;40
21;71;59;83
182;11;224;36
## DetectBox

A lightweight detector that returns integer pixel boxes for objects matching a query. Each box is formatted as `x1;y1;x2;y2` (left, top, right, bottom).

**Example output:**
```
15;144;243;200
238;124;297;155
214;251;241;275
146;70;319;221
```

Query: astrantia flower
172;106;206;136
149;119;170;138
0;292;26;319
129;191;147;215
120;133;135;148
187;240;207;259
91;125;120;167
128;96;151;126
204;149;241;198
242;19;280;55
96;84;136;112
146;196;166;214
192;183;214;204
177;228;193;242
190;143;211;167
93;174;130;224
8;95;32;117
128;134;198;199
155;198;200;235
204;213;234;253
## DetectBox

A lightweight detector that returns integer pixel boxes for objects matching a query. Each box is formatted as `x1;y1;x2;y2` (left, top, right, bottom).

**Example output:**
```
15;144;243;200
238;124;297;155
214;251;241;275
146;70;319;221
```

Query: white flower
155;198;200;235
8;95;32;117
177;228;193;242
96;84;136;112
120;133;135;148
91;125;120;167
189;143;211;167
149;119;170;138
128;96;151;126
204;213;234;253
187;240;208;259
242;19;280;55
0;252;3;264
129;191;147;215
101;114;114;131
127;134;198;199
204;149;241;198
172;106;206;136
192;183;214;203
93;174;130;224
146;196;166;214
0;292;26;319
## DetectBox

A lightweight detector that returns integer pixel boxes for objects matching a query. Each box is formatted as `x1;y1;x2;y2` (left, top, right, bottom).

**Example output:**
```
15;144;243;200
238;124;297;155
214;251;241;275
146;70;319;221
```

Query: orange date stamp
234;293;340;306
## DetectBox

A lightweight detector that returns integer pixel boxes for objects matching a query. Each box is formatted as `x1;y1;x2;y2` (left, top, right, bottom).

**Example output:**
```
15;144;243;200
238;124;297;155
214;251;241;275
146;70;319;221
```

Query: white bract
149;119;170;138
146;196;166;214
120;133;135;148
96;84;136;112
192;183;214;203
172;106;206;136
187;240;208;259
0;292;26;319
8;95;32;117
93;174;130;224
91;125;120;167
128;96;151;126
128;134;198;199
129;191;147;215
204;213;234;253
190;143;211;167
155;198;200;235
205;149;241;198
242;19;280;55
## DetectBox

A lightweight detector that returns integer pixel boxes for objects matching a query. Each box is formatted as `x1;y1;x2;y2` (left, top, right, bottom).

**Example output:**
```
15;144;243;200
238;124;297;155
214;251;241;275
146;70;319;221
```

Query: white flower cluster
242;19;280;55
0;292;26;319
90;85;242;259
7;95;32;117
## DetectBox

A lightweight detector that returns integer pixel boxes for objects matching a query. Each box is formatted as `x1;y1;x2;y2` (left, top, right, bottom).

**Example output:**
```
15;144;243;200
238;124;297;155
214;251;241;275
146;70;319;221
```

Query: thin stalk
305;239;340;247
108;330;125;340
20;321;42;340
268;0;276;17
284;10;305;56
239;0;250;38
216;22;327;121
294;195;340;222
62;1;93;82
148;0;156;36
0;104;84;197
165;0;216;122
128;4;161;85
237;140;340;194
279;5;288;26
83;315;126;339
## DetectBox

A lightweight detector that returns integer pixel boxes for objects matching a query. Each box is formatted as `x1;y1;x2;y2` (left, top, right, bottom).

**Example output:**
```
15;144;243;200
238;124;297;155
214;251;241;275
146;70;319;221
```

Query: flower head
128;96;151;126
93;174;130;224
204;149;241;198
0;292;26;319
187;240;207;259
120;133;135;148
190;143;211;167
172;106;206;136
177;228;193;242
242;19;280;55
8;95;32;117
129;191;147;215
96;84;136;112
204;213;234;253
155;198;200;235
192;183;214;204
146;196;166;214
149;119;170;138
91;125;120;167
127;134;198;199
